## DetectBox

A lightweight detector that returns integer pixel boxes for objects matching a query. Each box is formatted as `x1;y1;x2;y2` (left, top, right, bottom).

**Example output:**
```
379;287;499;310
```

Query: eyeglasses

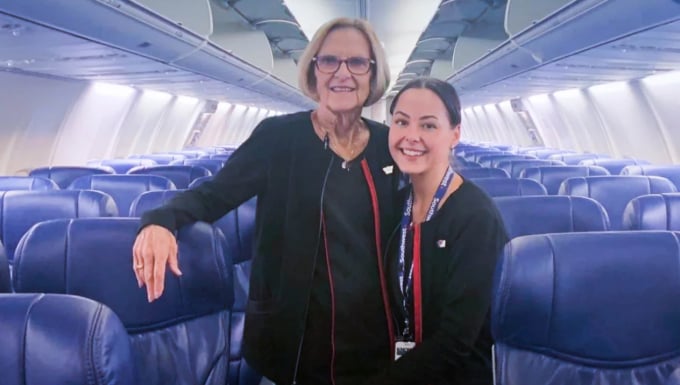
313;55;375;75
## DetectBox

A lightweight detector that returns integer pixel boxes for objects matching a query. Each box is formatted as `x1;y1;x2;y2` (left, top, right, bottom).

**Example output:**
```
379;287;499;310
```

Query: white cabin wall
462;71;680;164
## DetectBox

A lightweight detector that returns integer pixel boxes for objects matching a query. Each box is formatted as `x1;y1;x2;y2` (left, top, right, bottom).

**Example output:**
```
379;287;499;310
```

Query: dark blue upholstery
520;166;610;194
135;154;187;165
199;154;232;161
189;175;214;189
459;167;510;179
497;159;566;178
476;154;536;168
170;159;225;175
623;193;680;230
0;241;9;292
558;176;677;230
492;231;680;385
580;158;650;175
0;190;118;262
548;153;609;165
622;165;680;190
129;190;261;385
470;178;547;197
493;196;609;239
68;174;176;216
667;368;680;385
29;166;115;189
0;176;59;191
128;165;212;189
87;158;158;173
13;218;233;385
0;293;135;385
526;149;576;159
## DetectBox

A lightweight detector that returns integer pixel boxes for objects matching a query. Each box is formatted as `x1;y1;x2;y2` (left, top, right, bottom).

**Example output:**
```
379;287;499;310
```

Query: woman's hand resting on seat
132;225;182;302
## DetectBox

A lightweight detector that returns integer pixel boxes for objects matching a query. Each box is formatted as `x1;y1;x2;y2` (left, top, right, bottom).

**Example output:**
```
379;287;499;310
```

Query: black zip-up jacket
370;180;508;385
140;111;403;385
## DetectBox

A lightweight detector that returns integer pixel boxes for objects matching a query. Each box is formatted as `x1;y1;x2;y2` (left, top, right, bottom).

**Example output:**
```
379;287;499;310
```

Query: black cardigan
372;180;508;385
140;111;403;385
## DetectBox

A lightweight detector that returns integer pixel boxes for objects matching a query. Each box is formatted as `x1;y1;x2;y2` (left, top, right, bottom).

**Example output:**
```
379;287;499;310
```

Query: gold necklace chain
312;111;364;161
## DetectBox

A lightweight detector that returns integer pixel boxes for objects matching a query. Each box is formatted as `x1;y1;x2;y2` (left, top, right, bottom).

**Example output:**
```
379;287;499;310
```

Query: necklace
312;112;364;170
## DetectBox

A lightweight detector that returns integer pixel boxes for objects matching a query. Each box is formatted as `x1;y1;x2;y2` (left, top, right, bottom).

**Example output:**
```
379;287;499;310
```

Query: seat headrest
493;196;609;238
127;165;212;189
88;158;158;174
520;166;609;194
549;153;608;165
0;293;135;385
624;193;680;230
558;176;677;230
493;231;680;365
579;158;650;175
622;165;680;190
496;159;567;178
0;190;118;261
13;218;233;333
470;178;547;197
458;167;510;179
129;189;184;217
0;176;59;191
188;175;214;189
29;166;115;189
68;174;176;216
170;159;225;175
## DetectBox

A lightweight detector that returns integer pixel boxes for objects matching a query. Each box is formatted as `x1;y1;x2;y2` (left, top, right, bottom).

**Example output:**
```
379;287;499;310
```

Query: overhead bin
0;0;313;109
448;0;680;93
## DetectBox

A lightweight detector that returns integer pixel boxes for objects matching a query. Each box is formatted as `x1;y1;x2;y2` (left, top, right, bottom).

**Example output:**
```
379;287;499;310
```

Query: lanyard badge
396;167;454;350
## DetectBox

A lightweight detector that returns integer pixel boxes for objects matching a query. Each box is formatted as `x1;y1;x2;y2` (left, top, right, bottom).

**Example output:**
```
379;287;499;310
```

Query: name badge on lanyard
395;166;454;359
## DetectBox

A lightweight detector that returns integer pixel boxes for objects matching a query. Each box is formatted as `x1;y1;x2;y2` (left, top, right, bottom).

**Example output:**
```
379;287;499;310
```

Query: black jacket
140;111;403;385
371;180;508;385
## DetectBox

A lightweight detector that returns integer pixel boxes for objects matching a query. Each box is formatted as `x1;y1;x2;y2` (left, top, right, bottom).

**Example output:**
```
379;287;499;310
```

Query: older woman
132;17;401;385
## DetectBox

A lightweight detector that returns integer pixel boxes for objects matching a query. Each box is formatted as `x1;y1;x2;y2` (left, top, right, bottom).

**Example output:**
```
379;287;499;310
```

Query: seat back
0;293;135;385
549;153;608;165
623;193;680;230
0;176;59;191
559;176;677;230
459;167;510;179
526;149;576;159
0;190;118;262
170;159;225;175
68;174;176;216
493;196;609;239
134;154;186;165
580;158;650;175
130;190;261;384
0;241;9;292
29;166;115;189
622;165;680;190
87;158;158;173
497;159;566;178
521;166;610;194
492;231;680;385
128;165;212;189
13;218;234;385
189;175;214;188
470;178;547;197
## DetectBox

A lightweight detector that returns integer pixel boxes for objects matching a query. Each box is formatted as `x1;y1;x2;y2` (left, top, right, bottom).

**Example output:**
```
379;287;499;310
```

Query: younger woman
371;78;508;385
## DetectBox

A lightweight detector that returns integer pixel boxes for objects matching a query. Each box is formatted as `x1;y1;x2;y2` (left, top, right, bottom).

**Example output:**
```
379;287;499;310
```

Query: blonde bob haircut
298;17;390;107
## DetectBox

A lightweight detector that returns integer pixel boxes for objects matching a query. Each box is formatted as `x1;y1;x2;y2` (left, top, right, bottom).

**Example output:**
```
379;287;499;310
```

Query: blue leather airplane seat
623;193;680;230
558;175;677;230
128;164;212;189
622;165;680;191
496;159;566;178
459;167;510;179
0;293;135;385
13;218;234;385
0;176;59;191
549;153;609;165
520;165;610;195
87;158;158;173
470;177;547;197
68;174;176;216
493;196;609;239
0;241;9;292
170;158;226;175
134;153;187;165
493;231;680;385
29;165;115;189
580;158;650;175
0;190;117;262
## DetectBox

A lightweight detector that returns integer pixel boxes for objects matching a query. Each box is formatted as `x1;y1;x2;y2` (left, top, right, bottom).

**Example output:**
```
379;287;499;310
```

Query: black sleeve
139;117;280;232
370;207;508;385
